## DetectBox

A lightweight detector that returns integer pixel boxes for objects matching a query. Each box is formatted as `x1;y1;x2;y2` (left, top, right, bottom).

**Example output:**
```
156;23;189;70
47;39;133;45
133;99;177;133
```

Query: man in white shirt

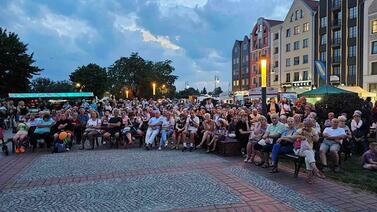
320;118;346;172
144;111;162;150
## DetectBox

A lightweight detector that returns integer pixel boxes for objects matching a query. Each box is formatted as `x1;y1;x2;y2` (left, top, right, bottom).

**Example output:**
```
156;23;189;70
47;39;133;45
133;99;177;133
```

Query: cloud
113;13;181;50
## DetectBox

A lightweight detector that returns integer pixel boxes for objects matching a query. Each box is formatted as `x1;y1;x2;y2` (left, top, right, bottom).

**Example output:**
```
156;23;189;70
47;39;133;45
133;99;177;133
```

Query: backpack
54;141;66;153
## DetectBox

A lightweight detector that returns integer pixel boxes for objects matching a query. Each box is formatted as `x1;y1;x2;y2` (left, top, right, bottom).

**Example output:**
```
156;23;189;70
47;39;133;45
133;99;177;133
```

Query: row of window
286;55;308;67
319;6;357;29
286;23;309;37
285;71;309;83
285;39;308;52
232;79;249;86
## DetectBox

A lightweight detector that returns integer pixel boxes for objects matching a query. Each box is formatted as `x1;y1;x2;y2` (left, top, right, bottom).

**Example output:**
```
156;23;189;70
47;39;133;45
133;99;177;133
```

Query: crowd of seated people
0;96;377;183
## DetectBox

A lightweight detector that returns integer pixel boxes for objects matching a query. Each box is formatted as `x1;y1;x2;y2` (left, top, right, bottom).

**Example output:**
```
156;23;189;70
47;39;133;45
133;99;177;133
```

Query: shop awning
298;85;356;97
338;86;377;98
8;92;94;99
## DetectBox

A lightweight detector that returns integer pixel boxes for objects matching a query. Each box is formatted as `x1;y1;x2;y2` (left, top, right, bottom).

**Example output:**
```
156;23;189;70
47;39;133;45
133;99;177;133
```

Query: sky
0;0;292;91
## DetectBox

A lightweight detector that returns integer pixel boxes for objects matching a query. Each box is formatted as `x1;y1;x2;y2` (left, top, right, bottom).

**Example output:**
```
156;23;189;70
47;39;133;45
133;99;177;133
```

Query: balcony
332;38;341;46
332;20;341;29
332;56;341;64
332;1;341;11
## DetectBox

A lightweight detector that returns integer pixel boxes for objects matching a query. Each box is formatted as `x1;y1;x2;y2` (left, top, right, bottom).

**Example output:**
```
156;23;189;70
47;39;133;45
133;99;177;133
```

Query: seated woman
13;120;29;153
81;111;101;150
245;116;268;163
196;113;215;148
362;142;377;171
351;110;368;153
294;118;325;184
207;118;228;153
100;110;111;144
103;108;122;147
53;113;73;150
270;117;296;173
173;114;186;150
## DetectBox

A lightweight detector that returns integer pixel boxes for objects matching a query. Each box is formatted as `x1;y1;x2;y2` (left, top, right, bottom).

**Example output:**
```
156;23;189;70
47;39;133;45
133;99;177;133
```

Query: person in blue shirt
30;113;55;150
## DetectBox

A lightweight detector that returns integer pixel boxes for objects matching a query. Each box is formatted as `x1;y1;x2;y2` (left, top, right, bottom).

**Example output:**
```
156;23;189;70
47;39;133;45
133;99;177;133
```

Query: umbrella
298;85;356;97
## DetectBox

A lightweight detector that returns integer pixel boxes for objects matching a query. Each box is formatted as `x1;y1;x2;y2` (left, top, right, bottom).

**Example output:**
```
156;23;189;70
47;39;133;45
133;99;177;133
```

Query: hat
353;110;362;117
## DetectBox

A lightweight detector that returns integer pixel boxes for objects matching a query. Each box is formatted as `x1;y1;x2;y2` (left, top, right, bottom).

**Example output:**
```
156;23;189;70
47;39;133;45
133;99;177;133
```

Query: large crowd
0;96;377;184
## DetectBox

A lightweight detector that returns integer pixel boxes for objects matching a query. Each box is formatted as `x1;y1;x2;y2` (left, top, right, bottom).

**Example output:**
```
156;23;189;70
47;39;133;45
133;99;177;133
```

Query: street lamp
260;57;267;116
125;89;129;99
152;83;156;96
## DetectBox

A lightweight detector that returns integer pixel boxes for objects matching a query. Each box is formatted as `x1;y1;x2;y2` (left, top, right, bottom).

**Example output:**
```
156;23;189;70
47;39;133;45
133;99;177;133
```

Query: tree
30;77;54;92
213;87;223;96
201;87;207;94
0;28;41;97
31;77;74;92
175;87;200;99
107;53;177;98
69;63;107;97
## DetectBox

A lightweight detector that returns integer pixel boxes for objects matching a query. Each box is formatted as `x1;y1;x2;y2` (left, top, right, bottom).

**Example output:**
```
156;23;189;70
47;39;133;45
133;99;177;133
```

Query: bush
315;94;364;122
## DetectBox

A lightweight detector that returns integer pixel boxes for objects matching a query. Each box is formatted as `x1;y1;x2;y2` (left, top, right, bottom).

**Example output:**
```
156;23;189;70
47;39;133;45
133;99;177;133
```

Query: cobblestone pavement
0;148;377;212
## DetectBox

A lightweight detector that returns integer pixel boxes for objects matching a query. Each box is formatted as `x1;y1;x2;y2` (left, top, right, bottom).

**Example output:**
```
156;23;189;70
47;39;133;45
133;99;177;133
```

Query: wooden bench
282;153;305;178
217;137;241;156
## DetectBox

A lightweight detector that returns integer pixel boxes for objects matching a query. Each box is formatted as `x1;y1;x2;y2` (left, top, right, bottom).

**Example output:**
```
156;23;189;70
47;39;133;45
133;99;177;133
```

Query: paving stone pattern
226;167;338;212
17;149;227;181
0;171;240;212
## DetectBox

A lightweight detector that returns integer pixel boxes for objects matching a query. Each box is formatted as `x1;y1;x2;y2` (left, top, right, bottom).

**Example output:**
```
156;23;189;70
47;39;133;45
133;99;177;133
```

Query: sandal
314;170;326;179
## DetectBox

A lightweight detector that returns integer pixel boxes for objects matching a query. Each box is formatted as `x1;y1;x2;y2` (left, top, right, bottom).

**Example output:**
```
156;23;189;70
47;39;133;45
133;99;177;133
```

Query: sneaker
189;147;193;152
146;146;150;151
206;149;210;153
19;147;26;153
158;147;162;151
15;148;20;154
182;147;187;152
244;157;250;163
66;148;70;151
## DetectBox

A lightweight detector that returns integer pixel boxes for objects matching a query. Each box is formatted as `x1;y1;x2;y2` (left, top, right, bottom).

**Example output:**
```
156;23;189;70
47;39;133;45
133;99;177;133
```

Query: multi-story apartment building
231;40;242;92
281;0;319;93
363;0;377;93
232;36;250;92
270;23;283;90
250;18;283;88
315;0;364;86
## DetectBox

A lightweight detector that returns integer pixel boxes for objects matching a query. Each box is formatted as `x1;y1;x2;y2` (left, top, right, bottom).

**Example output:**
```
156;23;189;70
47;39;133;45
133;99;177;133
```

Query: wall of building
364;0;377;92
270;24;283;90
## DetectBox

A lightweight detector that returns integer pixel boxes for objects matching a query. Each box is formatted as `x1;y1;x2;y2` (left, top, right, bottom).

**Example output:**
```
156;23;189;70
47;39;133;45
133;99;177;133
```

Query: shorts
320;140;341;152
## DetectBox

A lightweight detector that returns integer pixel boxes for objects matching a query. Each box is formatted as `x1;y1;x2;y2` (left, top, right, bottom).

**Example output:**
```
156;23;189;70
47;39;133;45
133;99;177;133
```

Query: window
321;34;327;45
295;10;299;20
286;29;291;37
303;23;309;32
372;41;377;54
349;26;357;38
286;43;291;52
274;47;279;54
372;20;377;34
349;6;357;19
294;56;300;65
294;26;300;35
320;17;327;28
286;58;291;67
303;55;308;64
274;33;279;40
294;41;300;50
253;78;256;84
370;83;377;93
349;45;356;57
294;72;300;81
274;75;278;82
259;24;263;32
300;10;303;19
348;65;356;76
286;73;291;82
320;51;326;62
290;14;294;22
243;44;248;50
274;61;279;68
372;62;377;75
334;30;341;39
303;71;308;81
303;39;308;48
333;66;340;76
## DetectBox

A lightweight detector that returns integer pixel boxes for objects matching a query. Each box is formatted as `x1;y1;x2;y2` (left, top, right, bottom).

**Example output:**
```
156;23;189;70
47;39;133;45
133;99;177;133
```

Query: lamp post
125;89;129;99
260;57;267;116
75;83;83;92
152;83;156;96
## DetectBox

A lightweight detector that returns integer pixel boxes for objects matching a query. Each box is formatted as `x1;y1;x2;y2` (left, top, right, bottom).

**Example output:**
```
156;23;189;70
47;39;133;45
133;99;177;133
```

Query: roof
265;19;283;27
302;0;319;10
298;85;356;97
8;92;94;99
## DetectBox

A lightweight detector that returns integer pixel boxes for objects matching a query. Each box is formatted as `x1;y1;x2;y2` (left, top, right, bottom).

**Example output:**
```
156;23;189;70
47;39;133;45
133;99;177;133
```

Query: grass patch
281;155;377;194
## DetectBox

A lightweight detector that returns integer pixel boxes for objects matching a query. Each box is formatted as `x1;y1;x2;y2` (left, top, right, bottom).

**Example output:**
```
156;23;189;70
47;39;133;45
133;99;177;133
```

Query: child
362;142;377;171
207;118;228;153
13;120;29;153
